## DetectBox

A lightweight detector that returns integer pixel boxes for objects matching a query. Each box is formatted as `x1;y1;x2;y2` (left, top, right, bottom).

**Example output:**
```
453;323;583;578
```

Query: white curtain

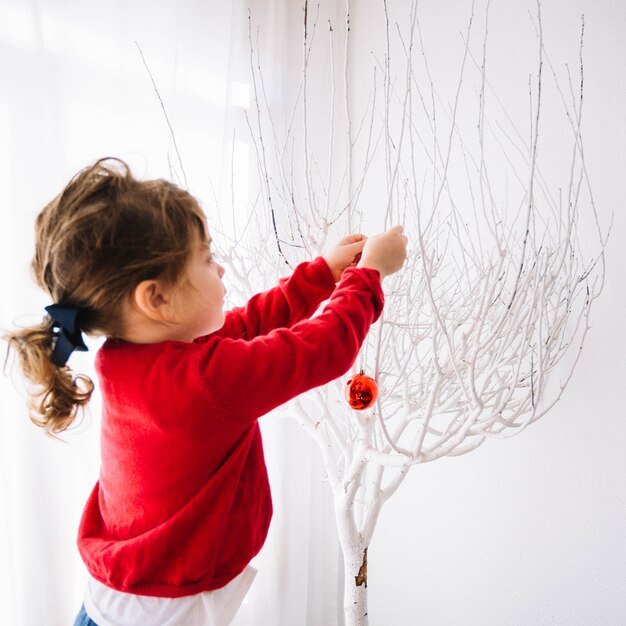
0;1;341;624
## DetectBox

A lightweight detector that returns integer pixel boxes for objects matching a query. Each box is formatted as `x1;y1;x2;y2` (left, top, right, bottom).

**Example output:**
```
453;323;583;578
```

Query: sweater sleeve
199;256;337;342
195;267;383;423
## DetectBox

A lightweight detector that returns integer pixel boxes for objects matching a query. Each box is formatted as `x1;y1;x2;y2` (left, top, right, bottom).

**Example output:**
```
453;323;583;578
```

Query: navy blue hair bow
44;304;88;367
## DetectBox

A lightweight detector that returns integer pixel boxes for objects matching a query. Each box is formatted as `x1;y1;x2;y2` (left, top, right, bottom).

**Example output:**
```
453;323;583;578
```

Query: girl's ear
131;279;173;322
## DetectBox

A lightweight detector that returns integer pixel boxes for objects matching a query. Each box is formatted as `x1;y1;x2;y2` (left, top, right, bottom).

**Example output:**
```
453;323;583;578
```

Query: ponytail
5;156;207;435
3;320;94;435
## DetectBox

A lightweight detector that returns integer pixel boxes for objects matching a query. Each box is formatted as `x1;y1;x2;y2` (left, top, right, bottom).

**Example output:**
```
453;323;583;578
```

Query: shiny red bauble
344;371;379;410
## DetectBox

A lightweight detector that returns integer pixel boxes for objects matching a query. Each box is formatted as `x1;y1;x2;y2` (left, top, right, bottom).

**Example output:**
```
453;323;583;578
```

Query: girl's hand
357;225;407;278
324;234;368;282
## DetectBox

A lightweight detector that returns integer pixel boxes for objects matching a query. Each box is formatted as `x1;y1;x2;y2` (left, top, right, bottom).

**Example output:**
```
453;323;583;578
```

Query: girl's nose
217;263;225;279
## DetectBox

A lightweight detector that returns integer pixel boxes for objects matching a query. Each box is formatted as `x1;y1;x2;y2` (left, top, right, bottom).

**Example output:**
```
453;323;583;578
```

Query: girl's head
4;157;214;434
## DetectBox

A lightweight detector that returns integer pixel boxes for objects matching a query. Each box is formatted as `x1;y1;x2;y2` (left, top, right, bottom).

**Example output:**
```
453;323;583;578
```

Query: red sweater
77;257;383;598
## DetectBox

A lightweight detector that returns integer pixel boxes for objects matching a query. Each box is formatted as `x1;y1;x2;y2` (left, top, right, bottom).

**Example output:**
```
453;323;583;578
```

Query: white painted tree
201;1;606;624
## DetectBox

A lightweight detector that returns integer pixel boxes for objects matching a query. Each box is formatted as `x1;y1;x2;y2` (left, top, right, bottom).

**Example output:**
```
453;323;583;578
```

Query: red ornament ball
344;371;379;410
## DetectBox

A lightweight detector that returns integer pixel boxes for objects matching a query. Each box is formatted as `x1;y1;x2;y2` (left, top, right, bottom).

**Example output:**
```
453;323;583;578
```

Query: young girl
5;157;407;626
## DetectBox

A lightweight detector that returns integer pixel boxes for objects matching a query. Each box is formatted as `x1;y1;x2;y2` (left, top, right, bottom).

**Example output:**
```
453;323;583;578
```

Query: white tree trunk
334;477;373;626
341;541;369;626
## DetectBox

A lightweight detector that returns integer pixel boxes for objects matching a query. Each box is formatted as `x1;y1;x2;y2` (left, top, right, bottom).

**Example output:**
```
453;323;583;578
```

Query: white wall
354;1;626;624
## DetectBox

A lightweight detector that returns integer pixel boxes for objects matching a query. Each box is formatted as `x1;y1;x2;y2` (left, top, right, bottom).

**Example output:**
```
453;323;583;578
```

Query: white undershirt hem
83;566;257;626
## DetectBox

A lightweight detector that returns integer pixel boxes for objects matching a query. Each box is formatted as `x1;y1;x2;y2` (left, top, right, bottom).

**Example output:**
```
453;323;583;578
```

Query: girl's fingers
343;233;366;244
349;239;367;250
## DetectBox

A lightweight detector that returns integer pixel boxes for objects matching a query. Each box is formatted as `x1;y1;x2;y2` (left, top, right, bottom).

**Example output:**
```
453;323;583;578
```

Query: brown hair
3;157;207;434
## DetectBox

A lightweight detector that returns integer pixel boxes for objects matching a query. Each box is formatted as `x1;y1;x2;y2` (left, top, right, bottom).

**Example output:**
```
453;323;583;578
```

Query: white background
361;2;626;624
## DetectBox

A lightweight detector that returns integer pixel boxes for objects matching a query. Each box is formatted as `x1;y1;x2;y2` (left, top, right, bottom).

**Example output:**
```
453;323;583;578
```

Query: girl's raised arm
198;257;336;342
195;267;383;424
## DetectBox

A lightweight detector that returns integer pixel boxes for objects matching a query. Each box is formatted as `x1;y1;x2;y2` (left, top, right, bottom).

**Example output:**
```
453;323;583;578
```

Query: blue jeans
73;604;98;626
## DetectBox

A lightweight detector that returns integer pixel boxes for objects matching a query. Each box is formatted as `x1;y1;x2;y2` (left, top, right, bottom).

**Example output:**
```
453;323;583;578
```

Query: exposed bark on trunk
341;542;369;626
